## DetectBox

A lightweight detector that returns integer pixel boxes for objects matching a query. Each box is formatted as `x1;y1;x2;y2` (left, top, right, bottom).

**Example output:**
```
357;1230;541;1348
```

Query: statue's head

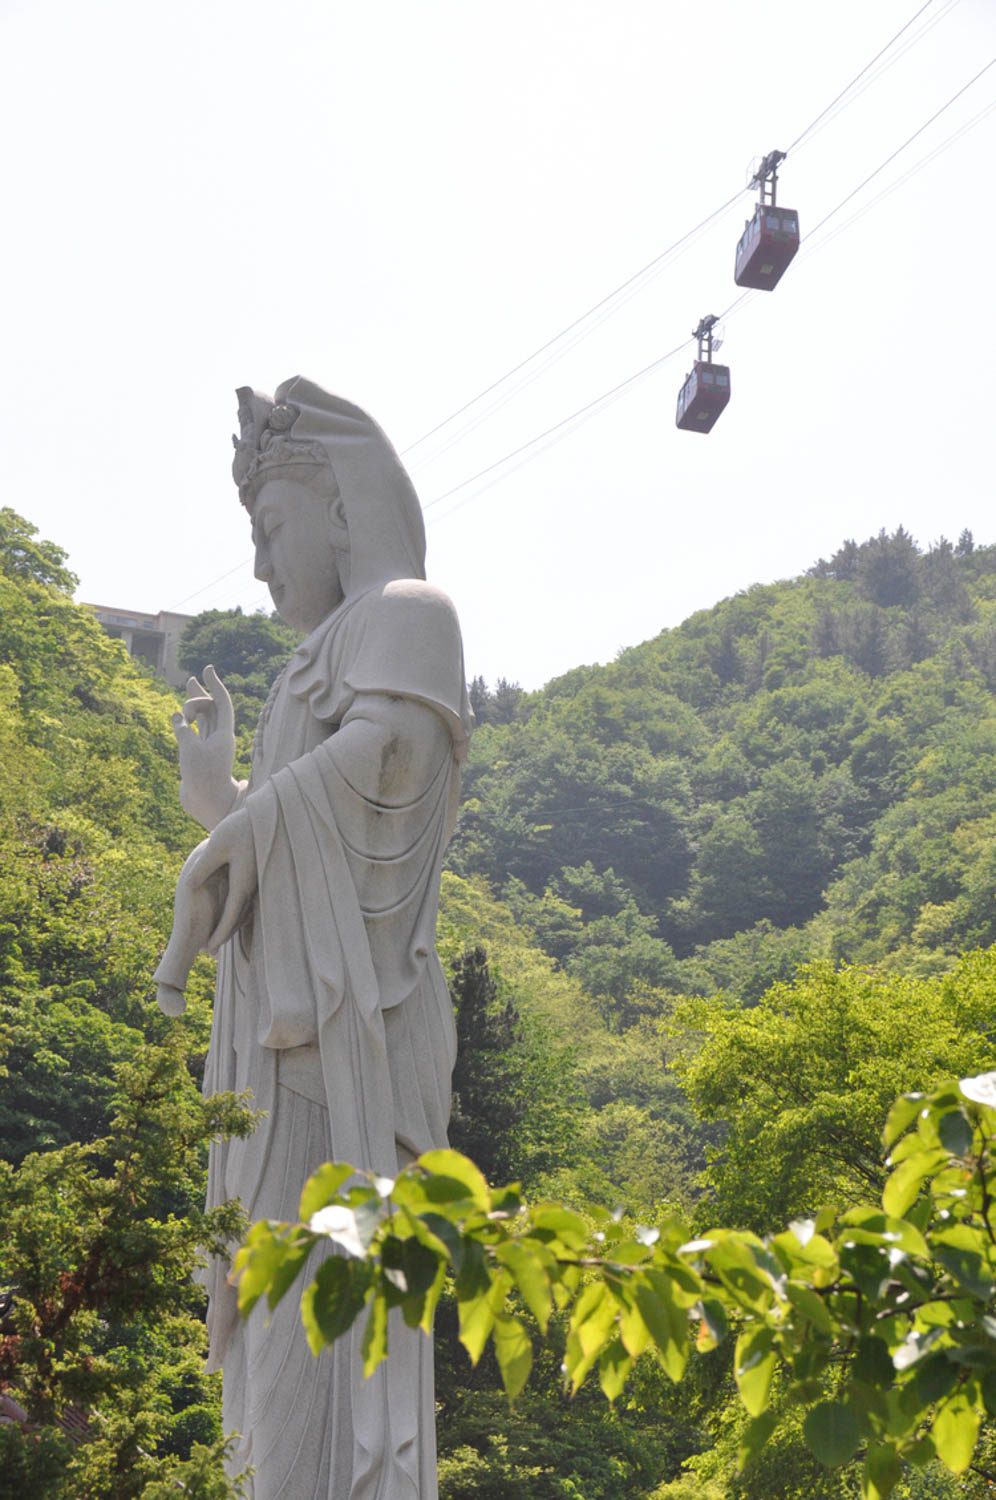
232;378;426;632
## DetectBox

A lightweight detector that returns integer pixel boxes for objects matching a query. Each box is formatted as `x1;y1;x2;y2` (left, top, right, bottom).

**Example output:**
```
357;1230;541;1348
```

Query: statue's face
251;476;345;632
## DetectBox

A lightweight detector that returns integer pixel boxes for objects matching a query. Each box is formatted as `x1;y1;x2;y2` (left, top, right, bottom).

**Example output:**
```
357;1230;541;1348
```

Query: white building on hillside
84;603;192;691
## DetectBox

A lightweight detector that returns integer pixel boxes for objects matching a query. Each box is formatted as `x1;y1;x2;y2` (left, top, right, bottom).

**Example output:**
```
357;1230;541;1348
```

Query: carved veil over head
232;376;427;592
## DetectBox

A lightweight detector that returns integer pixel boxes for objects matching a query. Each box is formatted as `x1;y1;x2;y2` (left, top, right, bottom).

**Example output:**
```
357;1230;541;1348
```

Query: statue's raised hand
172;664;243;831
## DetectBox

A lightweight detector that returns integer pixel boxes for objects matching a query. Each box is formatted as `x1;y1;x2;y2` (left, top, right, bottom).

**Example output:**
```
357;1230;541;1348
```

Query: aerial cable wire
401;0;953;466
420;334;692;521
399;189;747;462
804;53;996;238
170;556;255;613
786;0;962;156
226;59;996;612
800;94;996;259
404;204;731;477
423;56;996;528
787;0;950;153
169;1;971;613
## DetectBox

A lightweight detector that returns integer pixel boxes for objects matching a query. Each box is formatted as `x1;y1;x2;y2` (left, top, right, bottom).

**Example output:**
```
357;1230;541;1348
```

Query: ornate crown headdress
231;387;332;508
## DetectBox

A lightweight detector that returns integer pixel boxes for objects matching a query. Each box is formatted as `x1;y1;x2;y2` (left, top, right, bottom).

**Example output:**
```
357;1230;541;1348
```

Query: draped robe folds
200;578;469;1499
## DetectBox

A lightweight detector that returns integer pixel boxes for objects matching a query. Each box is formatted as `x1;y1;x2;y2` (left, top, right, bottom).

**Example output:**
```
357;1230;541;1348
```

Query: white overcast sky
2;0;994;689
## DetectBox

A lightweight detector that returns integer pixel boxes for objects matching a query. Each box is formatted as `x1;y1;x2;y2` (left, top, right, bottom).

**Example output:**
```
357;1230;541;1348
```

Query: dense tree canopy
1;512;994;1497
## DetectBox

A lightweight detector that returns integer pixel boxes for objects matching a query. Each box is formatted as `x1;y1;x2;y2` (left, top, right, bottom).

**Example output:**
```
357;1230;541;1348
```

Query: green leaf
882;1149;950;1217
695;1297;729;1351
616;1291;652;1359
785;1283;833;1335
298;1162;354;1221
493;1313;532;1400
417;1149;491;1212
529;1204;589;1252
852;1336;894;1387
846;1378;889;1437
490;1183;523;1215
736;1410;778;1473
598;1336;633;1403
634;1270;689;1383
565;1280;618;1391
803;1401;860;1468
932;1225;995;1299
862;1444;902;1500
495;1241;554;1333
838;1208;928;1259
361;1287;388;1377
734;1326;776;1417
418;1211;467;1270
458;1290;495;1366
772;1228;837;1272
981;1369;996;1416
937;1109;973;1157
932;1390;979;1474
300;1256;372;1356
380;1234;441;1329
915;1354;962;1408
233;1220;305;1318
265;1227;315;1311
883;1093;925;1150
703;1235;777;1314
904;1435;936;1468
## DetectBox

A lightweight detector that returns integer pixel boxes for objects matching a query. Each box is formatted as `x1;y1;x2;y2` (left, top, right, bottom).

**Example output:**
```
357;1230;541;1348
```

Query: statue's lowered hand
153;808;256;1013
173;664;240;830
154;841;227;1014
190;806;257;954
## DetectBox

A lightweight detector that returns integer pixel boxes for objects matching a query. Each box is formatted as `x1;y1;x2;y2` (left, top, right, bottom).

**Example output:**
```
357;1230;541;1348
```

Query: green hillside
454;528;996;1002
1;507;994;1499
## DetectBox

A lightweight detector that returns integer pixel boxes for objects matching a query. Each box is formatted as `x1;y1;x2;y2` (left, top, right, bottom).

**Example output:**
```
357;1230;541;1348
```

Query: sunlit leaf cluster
239;1073;996;1498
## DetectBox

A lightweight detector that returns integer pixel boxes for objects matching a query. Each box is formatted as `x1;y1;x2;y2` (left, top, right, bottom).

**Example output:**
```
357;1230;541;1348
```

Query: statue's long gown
200;578;469;1499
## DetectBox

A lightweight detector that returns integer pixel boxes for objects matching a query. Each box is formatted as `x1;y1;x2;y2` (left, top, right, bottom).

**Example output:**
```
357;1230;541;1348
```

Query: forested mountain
1;508;994;1499
453;527;996;1005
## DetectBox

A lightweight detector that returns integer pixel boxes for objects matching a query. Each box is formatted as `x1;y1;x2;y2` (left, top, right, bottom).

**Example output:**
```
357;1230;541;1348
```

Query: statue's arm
315;691;453;802
181;691;452;954
172;665;246;831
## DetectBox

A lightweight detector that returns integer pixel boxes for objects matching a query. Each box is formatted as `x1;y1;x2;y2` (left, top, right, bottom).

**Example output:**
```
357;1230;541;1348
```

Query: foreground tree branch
236;1073;996;1499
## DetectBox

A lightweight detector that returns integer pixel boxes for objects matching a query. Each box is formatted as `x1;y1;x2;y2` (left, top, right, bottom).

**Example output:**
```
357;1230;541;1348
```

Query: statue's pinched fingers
202;664;236;739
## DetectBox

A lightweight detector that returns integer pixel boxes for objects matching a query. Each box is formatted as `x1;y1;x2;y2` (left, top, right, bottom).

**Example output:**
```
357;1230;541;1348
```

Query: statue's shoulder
338;580;468;738
350;579;463;641
362;577;459;616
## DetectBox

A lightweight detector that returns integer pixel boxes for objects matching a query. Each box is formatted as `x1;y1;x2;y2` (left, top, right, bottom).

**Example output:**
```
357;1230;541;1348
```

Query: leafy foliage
3;508;994;1495
451;529;996;996
238;1070;996;1498
0;1037;254;1498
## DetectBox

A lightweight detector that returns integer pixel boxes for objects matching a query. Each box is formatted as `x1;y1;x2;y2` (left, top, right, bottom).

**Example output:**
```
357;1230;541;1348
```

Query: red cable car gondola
676;315;730;434
734;149;800;291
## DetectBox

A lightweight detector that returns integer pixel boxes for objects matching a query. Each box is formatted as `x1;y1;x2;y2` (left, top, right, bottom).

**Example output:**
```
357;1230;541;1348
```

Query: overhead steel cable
804;53;996;238
423;57;996;526
420;334;692;518
170;556;254;612
402;202;734;477
166;1;972;612
787;0;945;153
400;0;952;467
399;188;748;460
799;94;996;259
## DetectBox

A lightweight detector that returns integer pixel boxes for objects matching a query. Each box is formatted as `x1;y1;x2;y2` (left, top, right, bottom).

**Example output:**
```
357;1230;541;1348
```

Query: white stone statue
155;378;471;1498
